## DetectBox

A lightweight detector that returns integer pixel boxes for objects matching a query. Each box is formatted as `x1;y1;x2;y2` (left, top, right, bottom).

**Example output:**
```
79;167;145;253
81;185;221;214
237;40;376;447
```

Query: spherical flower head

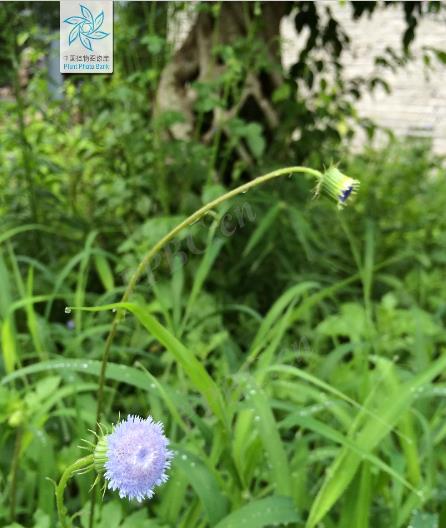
97;415;173;502
315;166;360;209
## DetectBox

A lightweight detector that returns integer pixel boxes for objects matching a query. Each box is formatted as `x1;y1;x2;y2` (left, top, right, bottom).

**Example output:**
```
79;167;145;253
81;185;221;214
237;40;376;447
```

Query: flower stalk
87;164;358;528
93;166;325;431
56;454;94;528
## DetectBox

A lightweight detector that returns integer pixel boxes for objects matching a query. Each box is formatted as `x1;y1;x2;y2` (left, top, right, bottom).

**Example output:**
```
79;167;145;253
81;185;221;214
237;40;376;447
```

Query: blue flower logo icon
64;4;109;52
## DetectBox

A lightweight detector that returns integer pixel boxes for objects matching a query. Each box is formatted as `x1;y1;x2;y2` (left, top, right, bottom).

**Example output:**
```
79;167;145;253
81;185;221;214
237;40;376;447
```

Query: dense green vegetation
1;2;446;528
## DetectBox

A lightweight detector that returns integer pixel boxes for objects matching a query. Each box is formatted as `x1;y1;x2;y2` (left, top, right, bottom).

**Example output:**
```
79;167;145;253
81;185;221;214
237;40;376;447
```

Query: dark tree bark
155;2;292;149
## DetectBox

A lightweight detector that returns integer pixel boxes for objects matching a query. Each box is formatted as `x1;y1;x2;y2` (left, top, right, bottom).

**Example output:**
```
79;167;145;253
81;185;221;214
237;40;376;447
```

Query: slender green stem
56;454;94;528
9;427;22;522
88;165;322;528
94;165;321;424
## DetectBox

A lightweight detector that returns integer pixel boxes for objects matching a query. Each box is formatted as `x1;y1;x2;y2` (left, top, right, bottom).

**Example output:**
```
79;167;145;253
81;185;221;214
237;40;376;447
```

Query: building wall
281;3;446;153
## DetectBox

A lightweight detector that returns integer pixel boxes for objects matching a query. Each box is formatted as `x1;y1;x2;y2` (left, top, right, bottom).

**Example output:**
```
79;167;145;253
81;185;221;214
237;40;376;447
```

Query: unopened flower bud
315;166;360;209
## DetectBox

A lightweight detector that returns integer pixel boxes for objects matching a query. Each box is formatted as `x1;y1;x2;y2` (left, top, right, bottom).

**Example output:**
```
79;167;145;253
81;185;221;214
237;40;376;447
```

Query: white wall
281;3;446;153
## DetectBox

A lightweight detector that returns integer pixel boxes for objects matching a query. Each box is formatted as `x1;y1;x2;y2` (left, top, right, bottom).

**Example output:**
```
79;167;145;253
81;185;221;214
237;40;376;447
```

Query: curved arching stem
88;166;322;528
56;454;94;528
93;166;322;427
94;166;322;424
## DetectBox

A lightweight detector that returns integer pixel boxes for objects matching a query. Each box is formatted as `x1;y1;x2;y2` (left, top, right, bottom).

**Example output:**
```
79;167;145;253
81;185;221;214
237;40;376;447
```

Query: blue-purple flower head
315;166;360;209
94;415;173;502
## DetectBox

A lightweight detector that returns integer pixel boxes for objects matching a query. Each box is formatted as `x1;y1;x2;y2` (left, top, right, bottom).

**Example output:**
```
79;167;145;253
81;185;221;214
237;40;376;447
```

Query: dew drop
254;415;260;422
112;308;117;313
181;454;187;460
64;306;72;314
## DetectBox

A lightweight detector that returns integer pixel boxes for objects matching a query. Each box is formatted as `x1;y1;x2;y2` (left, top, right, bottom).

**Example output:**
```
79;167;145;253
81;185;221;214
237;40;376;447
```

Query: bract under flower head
316;166;360;209
97;415;173;502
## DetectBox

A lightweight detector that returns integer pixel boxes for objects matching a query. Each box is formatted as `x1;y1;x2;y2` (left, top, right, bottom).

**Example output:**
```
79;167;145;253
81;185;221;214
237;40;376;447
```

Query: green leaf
125;303;228;427
280;414;414;492
175;447;229;524
272;84;291;103
120;510;167;527
0;224;76;247
94;253;115;292
2;316;17;373
61;301;229;427
245;380;291;495
17;31;29;47
316;302;367;341
75;231;98;332
243;203;283;257
1;352;216;435
306;353;446;527
25;267;46;361
1;359;151;391
135;362;189;432
0;250;13;319
244;123;265;159
98;501;122;528
184;238;224;323
247;282;319;364
214;496;300;528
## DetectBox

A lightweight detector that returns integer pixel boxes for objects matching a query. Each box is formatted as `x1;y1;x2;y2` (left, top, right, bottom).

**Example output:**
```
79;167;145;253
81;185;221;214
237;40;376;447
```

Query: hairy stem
94;165;321;424
88;165;322;528
56;454;94;528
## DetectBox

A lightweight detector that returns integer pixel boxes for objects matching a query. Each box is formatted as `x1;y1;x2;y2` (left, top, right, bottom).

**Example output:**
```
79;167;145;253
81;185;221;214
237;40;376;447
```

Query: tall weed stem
89;166;322;527
94;165;322;426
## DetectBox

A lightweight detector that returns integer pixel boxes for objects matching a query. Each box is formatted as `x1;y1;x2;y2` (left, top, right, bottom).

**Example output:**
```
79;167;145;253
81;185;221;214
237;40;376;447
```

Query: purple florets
104;415;173;502
339;185;354;203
